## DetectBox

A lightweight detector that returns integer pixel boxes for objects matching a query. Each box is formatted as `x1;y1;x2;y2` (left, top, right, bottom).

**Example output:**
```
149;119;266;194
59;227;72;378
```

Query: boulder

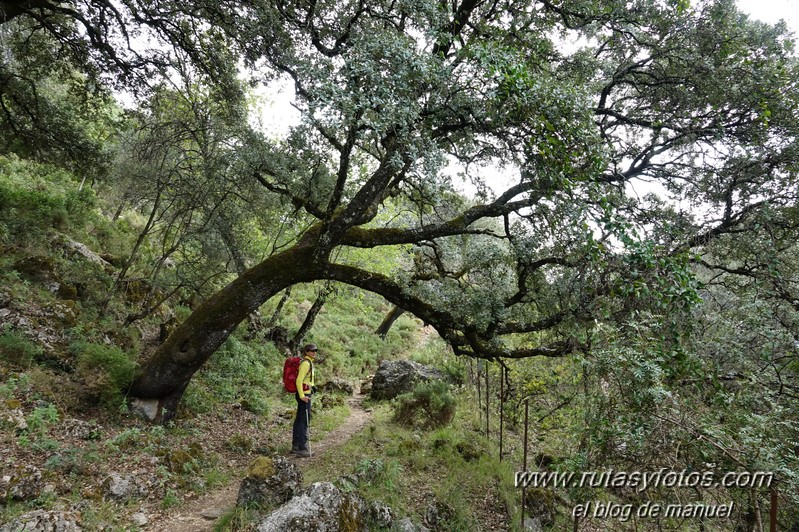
1;465;43;501
59;237;114;270
318;378;354;395
524;517;543;531
129;398;159;421
237;455;302;508
103;472;147;500
6;408;28;431
391;517;430;532
130;512;149;527
61;418;102;440
360;375;373;395
0;510;81;532
424;501;454;529
367;500;394;528
370;360;448;400
256;481;368;532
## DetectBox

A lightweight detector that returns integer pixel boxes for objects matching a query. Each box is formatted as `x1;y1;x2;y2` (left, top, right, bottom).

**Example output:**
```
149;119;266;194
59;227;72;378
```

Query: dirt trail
147;393;371;532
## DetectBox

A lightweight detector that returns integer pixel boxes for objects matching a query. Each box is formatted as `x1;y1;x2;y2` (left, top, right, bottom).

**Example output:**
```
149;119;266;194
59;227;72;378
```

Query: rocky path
147;394;371;532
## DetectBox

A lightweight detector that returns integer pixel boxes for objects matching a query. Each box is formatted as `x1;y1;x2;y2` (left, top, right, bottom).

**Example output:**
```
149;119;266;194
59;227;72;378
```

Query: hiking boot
294;448;311;457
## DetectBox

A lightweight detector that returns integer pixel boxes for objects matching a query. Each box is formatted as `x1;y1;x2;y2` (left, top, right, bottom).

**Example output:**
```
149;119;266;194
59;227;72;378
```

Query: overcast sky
736;0;799;32
250;1;799;199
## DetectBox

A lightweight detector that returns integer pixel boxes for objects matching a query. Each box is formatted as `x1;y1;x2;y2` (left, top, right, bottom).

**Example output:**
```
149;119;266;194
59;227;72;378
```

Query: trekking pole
306;407;311;457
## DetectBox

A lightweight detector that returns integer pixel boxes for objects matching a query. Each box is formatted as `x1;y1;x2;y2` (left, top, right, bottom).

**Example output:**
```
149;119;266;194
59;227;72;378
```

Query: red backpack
283;356;311;393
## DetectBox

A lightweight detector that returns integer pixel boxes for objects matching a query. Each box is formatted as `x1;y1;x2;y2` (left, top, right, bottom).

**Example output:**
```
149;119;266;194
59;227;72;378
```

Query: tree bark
0;0;56;23
291;284;330;349
375;305;405;339
265;287;292;329
128;242;319;421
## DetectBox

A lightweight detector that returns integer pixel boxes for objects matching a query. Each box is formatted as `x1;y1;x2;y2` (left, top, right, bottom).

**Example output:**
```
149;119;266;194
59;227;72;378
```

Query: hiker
292;343;318;457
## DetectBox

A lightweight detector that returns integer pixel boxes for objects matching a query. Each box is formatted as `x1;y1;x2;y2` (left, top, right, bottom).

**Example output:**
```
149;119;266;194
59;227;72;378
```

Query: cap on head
304;343;318;353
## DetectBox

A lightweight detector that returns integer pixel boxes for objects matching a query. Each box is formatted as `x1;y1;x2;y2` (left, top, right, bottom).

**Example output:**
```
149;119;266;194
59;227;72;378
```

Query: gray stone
129;398;159;421
390;517;430;532
424;500;453;529
367;500;394;527
130;512;149;526
237;455;302;508
61;239;113;269
0;509;81;531
524;517;543;532
318;378;354;395
103;472;146;500
1;465;43;501
7;408;28;431
201;508;224;520
370;360;449;400
61;418;102;440
256;481;368;532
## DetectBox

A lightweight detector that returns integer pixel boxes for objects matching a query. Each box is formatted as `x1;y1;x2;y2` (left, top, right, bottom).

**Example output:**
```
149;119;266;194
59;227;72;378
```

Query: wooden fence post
499;363;504;462
476;359;483;429
770;488;777;532
521;399;529;529
485;361;490;440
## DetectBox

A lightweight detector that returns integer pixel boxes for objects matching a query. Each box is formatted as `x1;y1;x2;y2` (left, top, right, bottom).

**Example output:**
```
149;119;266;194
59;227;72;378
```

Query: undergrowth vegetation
0;153;460;528
1;42;797;528
393;380;457;429
303;394;520;530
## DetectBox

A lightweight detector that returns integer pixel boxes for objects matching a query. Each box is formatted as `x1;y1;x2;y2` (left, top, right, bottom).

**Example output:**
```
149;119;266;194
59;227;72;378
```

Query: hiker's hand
301;396;310;403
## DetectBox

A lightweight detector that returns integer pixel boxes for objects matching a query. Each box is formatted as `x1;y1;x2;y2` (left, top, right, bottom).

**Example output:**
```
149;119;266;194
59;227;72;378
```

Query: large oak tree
3;0;798;422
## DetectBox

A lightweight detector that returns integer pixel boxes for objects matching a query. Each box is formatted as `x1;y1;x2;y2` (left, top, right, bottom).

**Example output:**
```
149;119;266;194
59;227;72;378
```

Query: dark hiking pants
292;393;311;450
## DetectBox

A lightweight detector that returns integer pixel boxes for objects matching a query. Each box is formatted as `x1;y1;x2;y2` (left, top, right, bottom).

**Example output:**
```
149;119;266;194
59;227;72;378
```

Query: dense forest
2;0;799;529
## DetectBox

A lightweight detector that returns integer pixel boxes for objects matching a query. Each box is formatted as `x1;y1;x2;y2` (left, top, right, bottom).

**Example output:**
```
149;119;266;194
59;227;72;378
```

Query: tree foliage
2;0;799;522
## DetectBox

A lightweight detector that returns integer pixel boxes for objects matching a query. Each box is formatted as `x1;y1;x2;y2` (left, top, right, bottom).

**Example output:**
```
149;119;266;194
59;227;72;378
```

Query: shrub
181;382;215;414
0;330;43;367
0;155;96;243
393;380;456;429
70;341;137;406
240;387;271;416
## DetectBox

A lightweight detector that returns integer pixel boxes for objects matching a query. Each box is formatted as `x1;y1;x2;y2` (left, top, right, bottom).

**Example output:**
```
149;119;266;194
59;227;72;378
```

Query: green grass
0;330;43;367
0;158;529;529
214;505;261;532
312;403;351;433
301;390;521;531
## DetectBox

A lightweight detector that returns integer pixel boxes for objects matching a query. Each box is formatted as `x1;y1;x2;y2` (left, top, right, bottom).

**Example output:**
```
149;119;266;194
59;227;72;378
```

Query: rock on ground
256;481;368;532
391;517;431;532
1;465;43;501
103;472;147;500
237;455;302;508
318;377;354;395
0;509;81;532
370;360;448;400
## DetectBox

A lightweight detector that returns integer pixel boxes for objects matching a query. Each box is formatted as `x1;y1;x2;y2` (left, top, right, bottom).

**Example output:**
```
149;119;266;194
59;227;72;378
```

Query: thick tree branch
252;170;327;220
340;182;543;247
0;0;59;23
431;0;480;56
322;262;582;360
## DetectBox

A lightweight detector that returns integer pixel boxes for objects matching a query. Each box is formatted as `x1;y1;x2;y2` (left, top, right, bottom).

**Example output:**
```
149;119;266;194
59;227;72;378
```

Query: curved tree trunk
375;305;405;339
265;287;292;329
291;283;330;350
128;243;319;421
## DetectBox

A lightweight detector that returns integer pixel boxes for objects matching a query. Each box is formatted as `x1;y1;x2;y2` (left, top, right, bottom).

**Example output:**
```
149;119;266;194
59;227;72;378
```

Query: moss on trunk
129;245;319;419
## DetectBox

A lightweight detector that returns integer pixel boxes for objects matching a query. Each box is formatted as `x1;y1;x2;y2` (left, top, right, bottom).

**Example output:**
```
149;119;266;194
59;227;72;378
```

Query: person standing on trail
292;343;318;457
